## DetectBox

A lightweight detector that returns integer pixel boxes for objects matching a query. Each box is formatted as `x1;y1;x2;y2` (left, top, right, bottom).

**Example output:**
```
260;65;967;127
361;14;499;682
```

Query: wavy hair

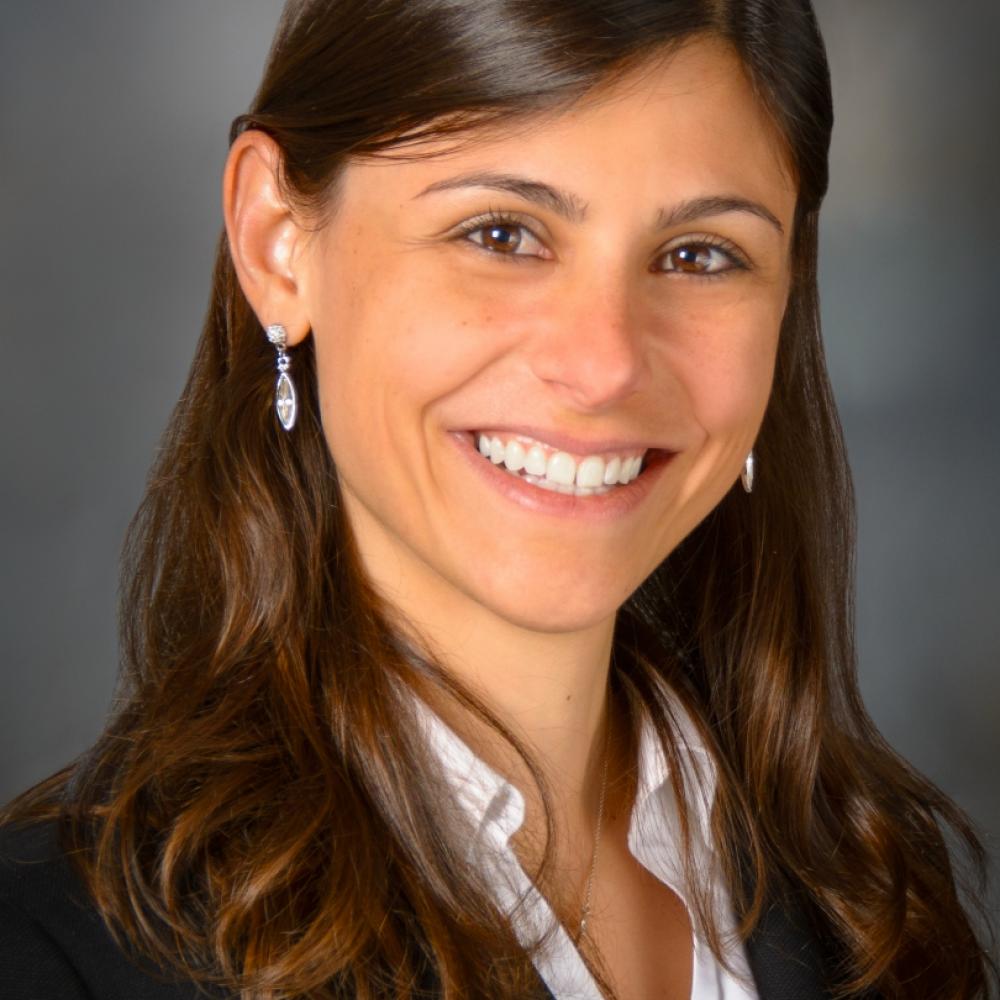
4;1;996;997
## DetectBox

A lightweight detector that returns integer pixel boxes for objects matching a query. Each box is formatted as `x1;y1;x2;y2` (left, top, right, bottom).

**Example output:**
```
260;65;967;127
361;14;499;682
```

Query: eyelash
452;209;751;277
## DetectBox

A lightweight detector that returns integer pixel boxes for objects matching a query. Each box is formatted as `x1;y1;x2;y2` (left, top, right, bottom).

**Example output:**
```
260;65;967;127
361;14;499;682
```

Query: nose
526;267;647;411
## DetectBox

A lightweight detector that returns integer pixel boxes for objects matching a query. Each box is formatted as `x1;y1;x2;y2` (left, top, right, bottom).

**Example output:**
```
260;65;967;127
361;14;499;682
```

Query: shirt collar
629;687;718;892
413;695;527;855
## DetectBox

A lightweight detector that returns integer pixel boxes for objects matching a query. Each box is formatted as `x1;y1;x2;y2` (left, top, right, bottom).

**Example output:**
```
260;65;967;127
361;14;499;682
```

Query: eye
660;239;747;277
455;211;549;261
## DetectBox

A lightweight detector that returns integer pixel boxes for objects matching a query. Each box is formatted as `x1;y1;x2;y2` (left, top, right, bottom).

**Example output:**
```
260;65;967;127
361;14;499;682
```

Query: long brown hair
4;1;996;997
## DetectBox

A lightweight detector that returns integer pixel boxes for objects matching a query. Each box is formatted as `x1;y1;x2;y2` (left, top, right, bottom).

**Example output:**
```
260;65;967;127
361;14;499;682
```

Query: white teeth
473;433;647;495
531;475;581;495
521;473;609;496
524;444;548;476
546;451;577;486
619;456;635;484
503;439;526;472
576;456;605;488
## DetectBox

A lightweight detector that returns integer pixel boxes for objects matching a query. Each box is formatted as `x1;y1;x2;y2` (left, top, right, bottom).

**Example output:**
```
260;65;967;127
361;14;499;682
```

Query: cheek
305;251;512;468
316;250;529;398
668;293;784;439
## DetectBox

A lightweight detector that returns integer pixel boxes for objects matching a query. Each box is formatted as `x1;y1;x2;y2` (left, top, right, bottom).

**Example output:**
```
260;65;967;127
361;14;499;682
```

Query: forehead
351;36;796;200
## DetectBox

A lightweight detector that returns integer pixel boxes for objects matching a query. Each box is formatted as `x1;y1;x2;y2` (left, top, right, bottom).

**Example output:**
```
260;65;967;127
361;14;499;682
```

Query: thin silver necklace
575;711;611;943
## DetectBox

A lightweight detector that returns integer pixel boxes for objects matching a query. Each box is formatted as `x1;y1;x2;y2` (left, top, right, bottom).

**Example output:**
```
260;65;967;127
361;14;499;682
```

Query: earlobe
222;130;311;347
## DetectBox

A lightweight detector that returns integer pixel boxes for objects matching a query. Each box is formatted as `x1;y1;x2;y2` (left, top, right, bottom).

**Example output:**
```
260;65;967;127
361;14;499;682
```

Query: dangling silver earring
266;324;297;431
741;449;755;494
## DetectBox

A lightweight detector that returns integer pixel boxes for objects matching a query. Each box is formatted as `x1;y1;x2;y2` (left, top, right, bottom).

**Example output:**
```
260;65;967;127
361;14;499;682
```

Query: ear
222;130;312;347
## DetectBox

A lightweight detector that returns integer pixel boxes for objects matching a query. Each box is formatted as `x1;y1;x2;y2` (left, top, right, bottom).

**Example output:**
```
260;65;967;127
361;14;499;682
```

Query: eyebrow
657;194;785;235
416;171;588;224
414;170;785;235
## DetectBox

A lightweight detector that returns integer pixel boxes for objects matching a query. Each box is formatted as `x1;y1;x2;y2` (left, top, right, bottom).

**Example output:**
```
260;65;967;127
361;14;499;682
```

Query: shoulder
0;819;226;1000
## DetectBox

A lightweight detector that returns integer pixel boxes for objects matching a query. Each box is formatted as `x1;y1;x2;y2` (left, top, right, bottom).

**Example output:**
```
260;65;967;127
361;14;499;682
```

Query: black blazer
0;820;846;999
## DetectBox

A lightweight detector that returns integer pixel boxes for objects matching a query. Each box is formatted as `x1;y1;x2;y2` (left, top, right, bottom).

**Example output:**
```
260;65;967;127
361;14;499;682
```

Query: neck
346;494;620;843
409;603;616;825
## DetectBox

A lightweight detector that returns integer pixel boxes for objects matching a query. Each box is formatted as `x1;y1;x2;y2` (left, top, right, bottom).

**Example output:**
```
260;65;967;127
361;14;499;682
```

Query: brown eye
662;242;741;275
479;224;522;253
460;214;548;260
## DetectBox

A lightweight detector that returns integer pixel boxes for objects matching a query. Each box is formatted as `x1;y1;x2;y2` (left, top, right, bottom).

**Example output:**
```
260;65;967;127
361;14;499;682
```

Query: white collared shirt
413;689;760;1000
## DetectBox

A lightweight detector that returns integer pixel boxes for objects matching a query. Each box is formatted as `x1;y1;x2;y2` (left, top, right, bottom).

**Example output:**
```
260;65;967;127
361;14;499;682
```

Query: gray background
2;2;997;924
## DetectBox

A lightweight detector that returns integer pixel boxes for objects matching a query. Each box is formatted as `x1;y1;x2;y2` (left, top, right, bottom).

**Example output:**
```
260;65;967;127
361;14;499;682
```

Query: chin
474;576;631;635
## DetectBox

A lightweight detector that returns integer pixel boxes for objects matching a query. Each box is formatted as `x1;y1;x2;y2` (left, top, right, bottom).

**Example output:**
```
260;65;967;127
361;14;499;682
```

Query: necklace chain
575;710;611;943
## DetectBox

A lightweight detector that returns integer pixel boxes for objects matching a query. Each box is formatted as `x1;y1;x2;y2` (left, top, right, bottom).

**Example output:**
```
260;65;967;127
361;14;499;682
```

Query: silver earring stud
741;449;755;493
265;324;297;431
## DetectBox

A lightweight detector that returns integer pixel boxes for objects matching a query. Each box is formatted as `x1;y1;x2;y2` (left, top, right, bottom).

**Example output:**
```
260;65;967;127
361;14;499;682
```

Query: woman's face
297;37;796;634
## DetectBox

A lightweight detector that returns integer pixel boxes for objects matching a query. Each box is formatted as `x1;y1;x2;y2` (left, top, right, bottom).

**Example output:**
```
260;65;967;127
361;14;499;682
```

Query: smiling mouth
469;430;665;497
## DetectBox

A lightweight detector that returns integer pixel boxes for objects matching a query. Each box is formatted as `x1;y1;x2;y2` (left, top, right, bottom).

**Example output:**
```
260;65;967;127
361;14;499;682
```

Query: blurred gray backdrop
1;1;997;922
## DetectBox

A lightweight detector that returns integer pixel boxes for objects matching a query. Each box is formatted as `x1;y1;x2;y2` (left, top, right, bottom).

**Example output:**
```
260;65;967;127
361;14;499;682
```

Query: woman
1;1;995;998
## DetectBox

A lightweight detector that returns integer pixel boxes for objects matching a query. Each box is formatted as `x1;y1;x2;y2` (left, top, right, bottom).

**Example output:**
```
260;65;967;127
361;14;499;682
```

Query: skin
226;35;796;998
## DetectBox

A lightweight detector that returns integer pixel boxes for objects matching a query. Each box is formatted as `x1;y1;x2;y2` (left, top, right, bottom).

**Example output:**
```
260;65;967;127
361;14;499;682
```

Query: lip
448;430;675;523
466;424;664;458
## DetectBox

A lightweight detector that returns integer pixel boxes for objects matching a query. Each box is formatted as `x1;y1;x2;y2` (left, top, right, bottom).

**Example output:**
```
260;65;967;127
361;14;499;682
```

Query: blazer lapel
743;892;834;1000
